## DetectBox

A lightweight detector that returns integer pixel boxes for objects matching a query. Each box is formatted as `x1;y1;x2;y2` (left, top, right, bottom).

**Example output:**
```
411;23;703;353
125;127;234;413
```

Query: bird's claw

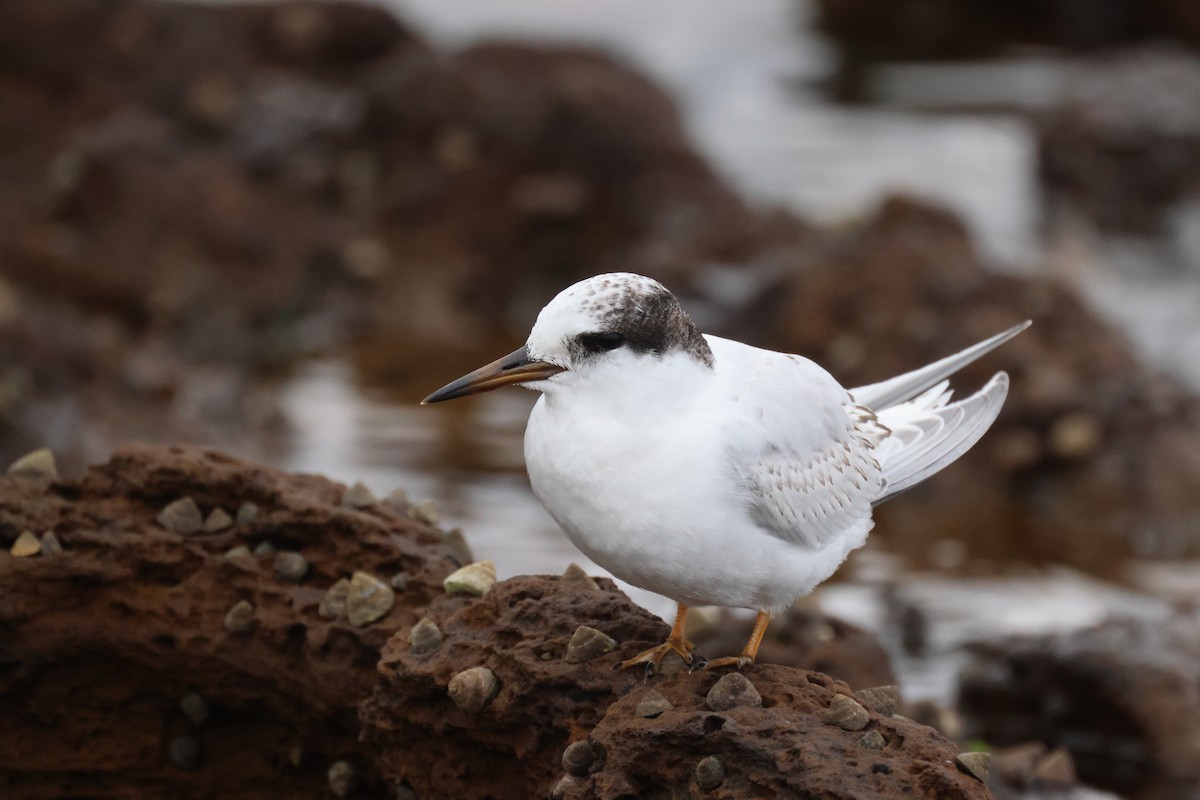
694;655;753;672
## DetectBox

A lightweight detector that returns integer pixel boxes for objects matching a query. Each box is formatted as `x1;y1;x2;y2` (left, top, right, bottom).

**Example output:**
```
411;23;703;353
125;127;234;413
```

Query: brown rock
565;625;617;663
706;673;762;711
447;666;499;714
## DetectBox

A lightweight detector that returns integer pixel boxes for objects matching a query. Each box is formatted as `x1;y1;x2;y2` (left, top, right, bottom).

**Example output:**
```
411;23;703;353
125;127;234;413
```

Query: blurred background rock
3;1;1200;797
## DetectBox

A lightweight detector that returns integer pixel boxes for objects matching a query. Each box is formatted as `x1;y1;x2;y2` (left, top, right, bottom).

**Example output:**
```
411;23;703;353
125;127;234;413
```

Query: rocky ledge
1;444;991;799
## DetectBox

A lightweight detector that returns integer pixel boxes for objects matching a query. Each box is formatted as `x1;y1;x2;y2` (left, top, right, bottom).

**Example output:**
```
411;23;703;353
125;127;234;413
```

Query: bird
423;272;1028;675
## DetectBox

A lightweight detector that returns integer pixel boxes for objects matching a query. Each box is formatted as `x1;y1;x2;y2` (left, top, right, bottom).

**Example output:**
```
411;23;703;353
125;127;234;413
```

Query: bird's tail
853;322;1028;505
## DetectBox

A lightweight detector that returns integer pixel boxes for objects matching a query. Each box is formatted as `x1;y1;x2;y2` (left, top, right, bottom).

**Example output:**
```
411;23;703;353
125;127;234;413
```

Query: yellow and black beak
421;345;565;404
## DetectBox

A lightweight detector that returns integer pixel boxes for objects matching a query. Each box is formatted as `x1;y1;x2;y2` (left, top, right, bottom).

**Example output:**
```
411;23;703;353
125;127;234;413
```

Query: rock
690;606;895;689
157;497;203;534
561;740;595;776
706;673;762;711
1033;747;1077;788
408;618;443;655
7;448;57;480
319;578;351;619
253;541;276;557
824;694;870;731
39;531;63;555
340;481;376;508
327;760;356;797
223;600;257;634
235;502;259;525
442;529;473;565
447;666;498;714
224;545;252;560
202;507;233;532
11;530;41;557
958;612;1200;789
904;700;961;739
694;755;725;790
859;730;885;750
273;551;309;583
443;560;495;597
955;752;990;783
408;499;439;525
633;688;673;718
561;563;599;590
167;734;203;770
990;741;1047;787
180;694;209;726
346;571;394;626
856;685;900;717
564;625;617;663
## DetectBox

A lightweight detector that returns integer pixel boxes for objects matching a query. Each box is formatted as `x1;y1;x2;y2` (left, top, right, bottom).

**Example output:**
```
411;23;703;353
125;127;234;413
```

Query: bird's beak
421;345;565;404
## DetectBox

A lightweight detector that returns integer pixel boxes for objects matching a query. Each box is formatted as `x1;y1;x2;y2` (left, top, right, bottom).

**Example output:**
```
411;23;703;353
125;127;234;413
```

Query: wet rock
202;507;233;532
442;560;495;597
447;666;498;714
223;600;257;634
706;673;762;711
824;694;870;731
859;730;885;750
408;618;443;655
167;734;203;770
157;497;202;534
11;530;41;557
442;529;473;565
235;502;259;525
39;531;63;555
856;685;900;717
955;752;990;783
340;481;376;509
561;563;600;590
7;448;57;480
634;688;672;718
319;578;351;619
346;571;394;626
561;740;595;776
180;694;209;726
408;499;439;525
564;625;617;663
694;755;725;790
273;551;309;583
327;760;356;797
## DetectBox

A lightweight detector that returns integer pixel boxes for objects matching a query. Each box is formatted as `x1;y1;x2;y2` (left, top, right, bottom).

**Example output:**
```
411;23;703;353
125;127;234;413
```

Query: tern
424;273;1028;674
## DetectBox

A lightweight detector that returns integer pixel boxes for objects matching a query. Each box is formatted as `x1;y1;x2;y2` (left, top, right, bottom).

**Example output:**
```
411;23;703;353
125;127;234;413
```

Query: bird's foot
692;654;754;672
615;638;697;679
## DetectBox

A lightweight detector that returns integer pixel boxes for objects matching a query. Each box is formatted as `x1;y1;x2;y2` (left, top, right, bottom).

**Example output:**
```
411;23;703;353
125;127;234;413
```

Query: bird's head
422;273;714;405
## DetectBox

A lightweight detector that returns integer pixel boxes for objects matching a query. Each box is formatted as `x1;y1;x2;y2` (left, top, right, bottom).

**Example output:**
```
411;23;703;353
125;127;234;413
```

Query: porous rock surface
0;443;465;799
362;575;991;800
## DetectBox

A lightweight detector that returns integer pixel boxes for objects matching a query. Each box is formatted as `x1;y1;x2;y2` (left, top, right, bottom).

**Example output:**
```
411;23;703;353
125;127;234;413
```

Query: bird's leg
696;610;771;671
616;603;696;677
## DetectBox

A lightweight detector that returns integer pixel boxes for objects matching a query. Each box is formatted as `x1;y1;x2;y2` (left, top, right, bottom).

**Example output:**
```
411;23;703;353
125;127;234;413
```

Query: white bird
424;273;1028;674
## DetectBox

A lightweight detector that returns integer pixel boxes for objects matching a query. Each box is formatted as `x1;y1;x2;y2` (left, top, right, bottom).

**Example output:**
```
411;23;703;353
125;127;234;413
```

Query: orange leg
617;603;696;676
699;610;771;671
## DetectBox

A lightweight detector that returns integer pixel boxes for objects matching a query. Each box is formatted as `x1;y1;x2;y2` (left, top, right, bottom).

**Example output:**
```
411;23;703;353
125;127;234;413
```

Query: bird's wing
707;338;887;553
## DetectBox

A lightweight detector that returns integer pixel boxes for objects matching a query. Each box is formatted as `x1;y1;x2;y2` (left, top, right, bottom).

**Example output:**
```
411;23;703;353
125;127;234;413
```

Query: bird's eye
580;332;625;353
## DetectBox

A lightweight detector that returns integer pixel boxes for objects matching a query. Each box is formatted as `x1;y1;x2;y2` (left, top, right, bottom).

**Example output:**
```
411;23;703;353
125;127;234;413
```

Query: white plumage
425;272;1027;669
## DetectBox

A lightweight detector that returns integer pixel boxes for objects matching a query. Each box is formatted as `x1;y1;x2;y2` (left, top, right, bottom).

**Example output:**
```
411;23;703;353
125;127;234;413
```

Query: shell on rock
327;760;357;797
694;756;725;790
634;688;673;718
235;501;259;525
202;507;233;532
39;531;63;555
706;673;762;711
858;730;885;750
224;545;253;560
409;499;439;525
7;448;57;480
956;751;991;782
223;600;257;633
408;618;443;655
180;694;209;726
273;552;310;583
443;560;495;597
341;481;377;509
11;530;41;557
856;684;900;717
565;625;617;663
561;563;600;590
825;693;869;731
158;497;203;534
346;571;394;626
253;541;276;557
447;666;498;713
167;734;203;770
442;529;473;565
319;578;351;619
561;740;595;776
